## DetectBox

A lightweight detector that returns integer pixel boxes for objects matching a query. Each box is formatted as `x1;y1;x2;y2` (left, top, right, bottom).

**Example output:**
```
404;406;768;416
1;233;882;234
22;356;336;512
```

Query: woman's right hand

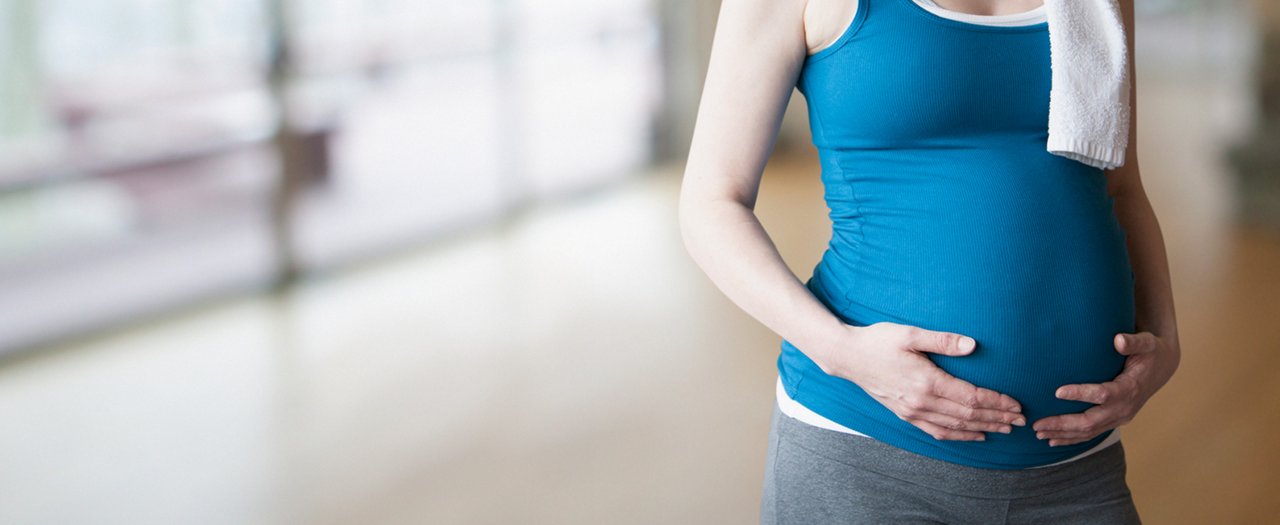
813;321;1027;441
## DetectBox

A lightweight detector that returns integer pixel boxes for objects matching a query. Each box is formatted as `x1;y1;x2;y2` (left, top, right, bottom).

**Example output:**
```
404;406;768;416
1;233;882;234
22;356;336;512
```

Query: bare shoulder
707;0;811;55
708;0;810;64
803;0;859;55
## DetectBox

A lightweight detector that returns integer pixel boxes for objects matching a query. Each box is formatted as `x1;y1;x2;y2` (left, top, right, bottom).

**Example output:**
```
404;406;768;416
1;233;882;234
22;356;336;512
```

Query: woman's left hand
1032;331;1181;446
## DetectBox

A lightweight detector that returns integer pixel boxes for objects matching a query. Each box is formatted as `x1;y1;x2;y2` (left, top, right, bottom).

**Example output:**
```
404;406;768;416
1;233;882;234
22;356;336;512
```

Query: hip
760;403;1142;524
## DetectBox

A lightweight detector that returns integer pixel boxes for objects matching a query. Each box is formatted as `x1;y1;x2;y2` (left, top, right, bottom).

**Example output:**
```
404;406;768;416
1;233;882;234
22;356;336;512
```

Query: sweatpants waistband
776;407;1127;500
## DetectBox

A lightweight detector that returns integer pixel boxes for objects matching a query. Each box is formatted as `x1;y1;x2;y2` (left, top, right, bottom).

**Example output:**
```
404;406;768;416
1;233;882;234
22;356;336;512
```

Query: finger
1115;332;1159;356
1049;438;1090;447
1033;413;1089;432
1054;383;1117;405
930;374;1024;414
1047;432;1109;447
907;327;977;356
927;396;1026;429
1035;430;1092;440
916;397;1016;433
1032;406;1114;433
1117;353;1153;381
910;418;986;441
1035;428;1102;447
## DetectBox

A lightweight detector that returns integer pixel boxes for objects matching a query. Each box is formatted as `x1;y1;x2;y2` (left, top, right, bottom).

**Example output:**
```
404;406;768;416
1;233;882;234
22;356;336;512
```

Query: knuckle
935;331;952;351
916;373;936;394
903;326;921;343
921;371;941;391
913;375;937;397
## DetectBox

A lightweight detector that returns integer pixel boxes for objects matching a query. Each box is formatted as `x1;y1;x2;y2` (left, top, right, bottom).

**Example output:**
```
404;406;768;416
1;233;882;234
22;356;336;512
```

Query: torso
779;0;1135;470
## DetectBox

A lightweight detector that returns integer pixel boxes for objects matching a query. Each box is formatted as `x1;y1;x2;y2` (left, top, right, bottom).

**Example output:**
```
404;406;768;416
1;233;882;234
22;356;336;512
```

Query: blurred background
0;0;1276;523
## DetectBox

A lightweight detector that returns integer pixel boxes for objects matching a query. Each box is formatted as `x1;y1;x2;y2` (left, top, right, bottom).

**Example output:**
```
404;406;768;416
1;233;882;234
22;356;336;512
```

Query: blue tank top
779;0;1137;469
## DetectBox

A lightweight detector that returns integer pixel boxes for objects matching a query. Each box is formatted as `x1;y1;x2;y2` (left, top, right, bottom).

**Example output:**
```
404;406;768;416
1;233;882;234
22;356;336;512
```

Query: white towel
1044;0;1132;170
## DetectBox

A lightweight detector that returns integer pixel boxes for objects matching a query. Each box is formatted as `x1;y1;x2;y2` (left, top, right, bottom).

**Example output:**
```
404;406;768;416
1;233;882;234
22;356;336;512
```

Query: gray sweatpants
760;404;1142;524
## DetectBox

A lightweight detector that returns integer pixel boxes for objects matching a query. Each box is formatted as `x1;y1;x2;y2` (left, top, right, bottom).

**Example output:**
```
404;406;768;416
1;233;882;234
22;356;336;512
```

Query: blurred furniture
1229;0;1280;230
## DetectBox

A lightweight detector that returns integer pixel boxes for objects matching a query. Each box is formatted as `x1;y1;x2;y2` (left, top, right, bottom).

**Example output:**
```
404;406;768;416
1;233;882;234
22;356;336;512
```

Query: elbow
677;194;705;260
677;188;732;264
677;168;758;262
679;192;757;274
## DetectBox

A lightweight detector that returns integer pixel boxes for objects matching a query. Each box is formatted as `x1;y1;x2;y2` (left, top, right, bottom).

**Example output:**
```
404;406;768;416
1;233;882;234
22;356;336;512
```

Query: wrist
808;321;860;377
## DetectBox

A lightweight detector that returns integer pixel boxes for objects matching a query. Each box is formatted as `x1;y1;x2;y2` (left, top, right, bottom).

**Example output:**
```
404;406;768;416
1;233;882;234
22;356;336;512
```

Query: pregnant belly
813;180;1136;453
827;266;1135;416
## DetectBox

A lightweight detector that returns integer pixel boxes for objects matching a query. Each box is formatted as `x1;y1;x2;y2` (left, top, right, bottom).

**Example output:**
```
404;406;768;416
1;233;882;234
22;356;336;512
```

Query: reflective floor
3;148;1278;524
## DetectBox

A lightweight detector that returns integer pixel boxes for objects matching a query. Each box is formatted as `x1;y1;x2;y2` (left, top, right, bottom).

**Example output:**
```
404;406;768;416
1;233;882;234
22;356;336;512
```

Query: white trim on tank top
776;376;1121;468
912;0;1048;26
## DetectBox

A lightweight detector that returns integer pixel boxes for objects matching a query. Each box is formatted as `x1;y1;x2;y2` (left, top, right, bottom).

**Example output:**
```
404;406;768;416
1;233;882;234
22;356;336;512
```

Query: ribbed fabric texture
780;0;1138;470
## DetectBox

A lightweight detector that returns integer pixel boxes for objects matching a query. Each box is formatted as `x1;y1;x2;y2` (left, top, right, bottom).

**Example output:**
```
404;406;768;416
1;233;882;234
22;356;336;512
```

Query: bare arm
1105;0;1181;350
679;0;1025;440
678;0;846;373
1034;0;1182;445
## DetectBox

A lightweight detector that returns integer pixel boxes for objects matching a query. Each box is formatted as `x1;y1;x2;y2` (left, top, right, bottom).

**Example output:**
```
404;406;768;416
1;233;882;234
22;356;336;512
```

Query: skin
678;0;1181;446
1032;0;1182;447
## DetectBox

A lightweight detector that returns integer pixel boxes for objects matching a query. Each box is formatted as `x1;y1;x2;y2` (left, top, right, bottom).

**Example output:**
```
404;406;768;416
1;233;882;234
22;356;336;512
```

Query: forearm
679;196;850;371
1113;187;1181;353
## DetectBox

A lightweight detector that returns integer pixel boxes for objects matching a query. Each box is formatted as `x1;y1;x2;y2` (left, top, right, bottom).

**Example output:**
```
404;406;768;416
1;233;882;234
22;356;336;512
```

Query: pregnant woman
678;0;1182;522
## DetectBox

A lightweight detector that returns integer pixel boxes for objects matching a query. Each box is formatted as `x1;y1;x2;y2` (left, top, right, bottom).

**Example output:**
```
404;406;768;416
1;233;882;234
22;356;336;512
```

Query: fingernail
1013;417;1026;426
959;337;975;352
1000;426;1011;434
1036;432;1046;439
1011;405;1022;413
976;435;985;441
